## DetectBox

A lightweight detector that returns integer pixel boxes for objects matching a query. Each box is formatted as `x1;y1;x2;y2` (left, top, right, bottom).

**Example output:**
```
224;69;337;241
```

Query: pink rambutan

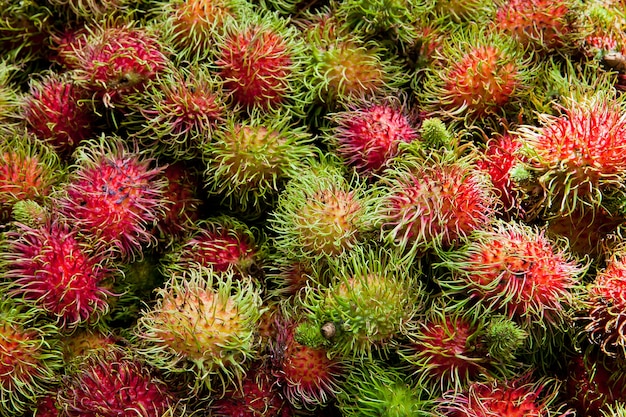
327;97;419;176
1;220;114;329
436;373;571;416
71;23;169;107
56;136;168;260
23;72;97;157
58;347;174;417
494;0;577;51
437;220;584;328
214;10;308;113
375;149;498;256
271;320;344;410
515;95;626;219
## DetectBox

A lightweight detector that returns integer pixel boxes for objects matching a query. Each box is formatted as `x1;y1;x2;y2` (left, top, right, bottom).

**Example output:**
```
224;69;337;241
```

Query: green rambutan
22;71;97;158
134;266;264;395
436;219;584;331
0;219;115;329
202;111;316;217
271;319;344;410
56;136;168;260
0;0;54;64
301;245;423;359
213;8;310;115
515;93;626;219
373;147;498;257
58;346;174;417
336;359;432;417
416;25;533;127
46;0;127;21
70;22;169;107
0;300;63;416
0;61;21;126
268;157;375;261
325;95;420;177
162;215;265;280
0;129;62;221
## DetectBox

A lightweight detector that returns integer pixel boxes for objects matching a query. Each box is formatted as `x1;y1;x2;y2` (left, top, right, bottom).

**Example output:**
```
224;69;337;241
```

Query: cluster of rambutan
5;0;626;416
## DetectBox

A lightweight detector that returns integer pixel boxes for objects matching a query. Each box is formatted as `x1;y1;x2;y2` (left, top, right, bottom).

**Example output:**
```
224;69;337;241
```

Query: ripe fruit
135;266;263;394
56;136;168;260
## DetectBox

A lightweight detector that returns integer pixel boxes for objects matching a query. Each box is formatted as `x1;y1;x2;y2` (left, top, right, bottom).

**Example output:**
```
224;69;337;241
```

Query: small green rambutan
134;266;264;395
301;245;423;359
55;135;168;260
268;157;375;261
0;61;21;126
0;300;63;416
123;65;225;161
0;1;54;64
213;8;311;115
0;129;62;221
46;0;127;21
202;111;316;217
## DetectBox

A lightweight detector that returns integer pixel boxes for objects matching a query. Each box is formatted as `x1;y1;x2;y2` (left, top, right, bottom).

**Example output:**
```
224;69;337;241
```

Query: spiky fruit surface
0;1;54;64
515;95;626;219
214;10;309;113
417;27;531;125
124;65;225;161
397;309;490;392
375;149;498;257
302;245;422;359
203;112;315;216
23;72;96;157
164;215;263;279
0;301;63;416
437;220;584;328
585;249;626;356
0;130;61;220
1;221;114;328
60;327;117;363
494;0;577;51
210;363;290;417
135;267;263;394
57;136;167;259
47;0;125;20
271;320;343;410
476;133;525;214
59;347;173;417
337;359;431;417
0;62;20;125
435;374;568;416
268;159;374;260
327;98;419;176
71;24;169;107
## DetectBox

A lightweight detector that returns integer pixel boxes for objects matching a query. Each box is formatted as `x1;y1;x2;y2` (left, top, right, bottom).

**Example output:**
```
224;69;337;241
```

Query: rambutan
0;129;62;221
46;0;126;21
0;300;63;416
71;23;169;107
326;96;420;176
0;62;21;126
135;266;263;394
163;215;265;280
271;319;344;410
58;346;174;417
1;220;115;329
374;147;498;257
435;373;572;416
213;9;309;114
22;71;97;157
202;111;316;217
123;65;225;161
301;245;423;359
55;136;168;260
436;220;584;330
268;157;375;261
494;0;578;51
417;26;533;126
515;94;626;219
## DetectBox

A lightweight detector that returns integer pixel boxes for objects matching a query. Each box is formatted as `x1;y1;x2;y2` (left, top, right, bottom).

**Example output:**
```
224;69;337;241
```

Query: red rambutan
56;136;167;260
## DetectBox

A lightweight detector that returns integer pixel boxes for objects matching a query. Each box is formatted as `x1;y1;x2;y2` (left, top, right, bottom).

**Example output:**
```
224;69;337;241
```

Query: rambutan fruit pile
6;1;626;416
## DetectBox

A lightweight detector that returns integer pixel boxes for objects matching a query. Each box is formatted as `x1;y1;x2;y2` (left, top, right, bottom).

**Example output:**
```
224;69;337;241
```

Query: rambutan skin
56;136;168;259
1;220;114;328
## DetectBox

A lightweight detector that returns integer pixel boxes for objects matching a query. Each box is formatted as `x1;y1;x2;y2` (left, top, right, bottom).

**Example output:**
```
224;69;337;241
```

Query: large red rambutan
1;220;114;329
56;136;168;260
